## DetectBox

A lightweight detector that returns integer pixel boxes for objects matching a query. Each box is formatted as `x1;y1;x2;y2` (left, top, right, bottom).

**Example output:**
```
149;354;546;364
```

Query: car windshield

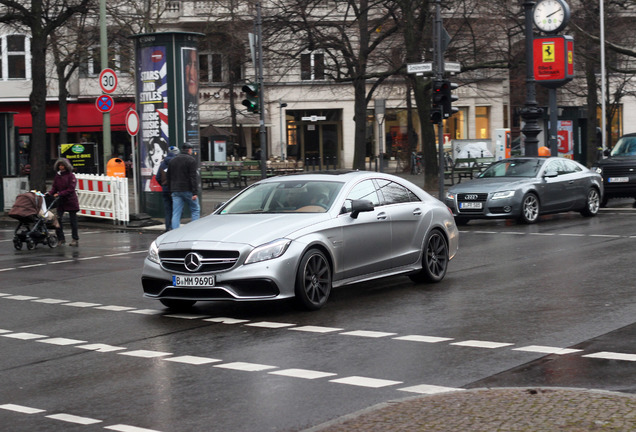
219;180;344;214
479;159;543;178
610;136;636;156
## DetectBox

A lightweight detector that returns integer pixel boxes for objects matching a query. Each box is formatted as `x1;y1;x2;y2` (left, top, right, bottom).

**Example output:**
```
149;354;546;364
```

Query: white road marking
204;317;250;324
2;332;47;340
0;329;12;334
163;356;221;365
118;350;172;359
96;305;137;311
76;343;127;353
289;325;344;333
330;376;402;388
0;404;45;414
38;338;87;346
105;424;163;432
46;413;102;425
214;362;277;372
164;314;211;320
246;321;296;329
340;330;397;338
50;260;73;264
32;298;69;304
451;340;514;349
128;309;163;315
0;268;16;272
398;384;464;394
63;301;101;308
269;369;337;380
18;264;46;268
393;335;454;343
5;295;39;301
512;345;583;355
0;292;10;296
583;351;636;362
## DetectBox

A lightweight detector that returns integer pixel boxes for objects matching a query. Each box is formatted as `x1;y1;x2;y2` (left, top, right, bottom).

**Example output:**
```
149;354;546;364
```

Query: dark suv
593;133;636;206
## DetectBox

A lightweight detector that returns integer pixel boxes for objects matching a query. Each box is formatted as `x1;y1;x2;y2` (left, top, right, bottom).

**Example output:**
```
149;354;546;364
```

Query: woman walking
49;158;80;246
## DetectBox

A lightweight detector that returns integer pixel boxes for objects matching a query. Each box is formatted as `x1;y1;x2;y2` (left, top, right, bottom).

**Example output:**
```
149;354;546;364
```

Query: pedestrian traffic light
440;80;459;118
241;83;259;113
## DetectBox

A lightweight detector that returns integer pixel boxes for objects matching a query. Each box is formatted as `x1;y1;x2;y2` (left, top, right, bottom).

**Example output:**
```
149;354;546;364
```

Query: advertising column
131;32;202;216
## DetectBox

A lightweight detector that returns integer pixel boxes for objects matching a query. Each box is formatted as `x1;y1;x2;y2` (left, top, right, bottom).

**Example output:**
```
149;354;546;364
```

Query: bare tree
0;0;92;191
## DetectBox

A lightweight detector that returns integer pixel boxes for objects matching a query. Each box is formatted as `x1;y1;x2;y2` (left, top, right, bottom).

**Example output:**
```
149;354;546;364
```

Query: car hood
156;213;331;247
449;177;533;193
596;156;636;166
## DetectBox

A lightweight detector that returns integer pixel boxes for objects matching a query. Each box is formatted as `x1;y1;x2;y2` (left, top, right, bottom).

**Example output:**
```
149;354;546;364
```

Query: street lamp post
521;0;542;157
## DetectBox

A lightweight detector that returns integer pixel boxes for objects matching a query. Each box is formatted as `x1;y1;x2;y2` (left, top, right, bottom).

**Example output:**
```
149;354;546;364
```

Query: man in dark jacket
155;145;179;231
167;142;200;229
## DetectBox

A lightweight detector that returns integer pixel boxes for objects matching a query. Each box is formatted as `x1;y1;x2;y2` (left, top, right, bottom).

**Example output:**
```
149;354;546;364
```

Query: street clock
533;0;570;34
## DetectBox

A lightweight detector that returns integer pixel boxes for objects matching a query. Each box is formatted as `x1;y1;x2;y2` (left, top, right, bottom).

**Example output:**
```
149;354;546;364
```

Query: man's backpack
160;167;169;187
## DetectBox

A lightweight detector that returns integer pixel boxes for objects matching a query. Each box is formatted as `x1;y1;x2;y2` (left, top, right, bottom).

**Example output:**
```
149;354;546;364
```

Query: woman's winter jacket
49;158;80;212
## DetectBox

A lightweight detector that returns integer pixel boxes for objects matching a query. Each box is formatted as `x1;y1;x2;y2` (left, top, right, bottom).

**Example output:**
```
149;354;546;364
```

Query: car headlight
245;239;291;264
492;190;515;200
148;240;160;264
445;192;455;200
592;166;602;174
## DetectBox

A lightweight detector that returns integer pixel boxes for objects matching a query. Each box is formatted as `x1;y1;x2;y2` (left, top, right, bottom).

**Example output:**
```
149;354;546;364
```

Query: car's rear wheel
580;188;600;217
295;249;331;310
160;299;197;310
409;229;449;283
518;193;540;224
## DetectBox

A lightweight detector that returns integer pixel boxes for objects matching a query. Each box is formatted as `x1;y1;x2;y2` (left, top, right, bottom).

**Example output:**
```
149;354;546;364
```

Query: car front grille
457;193;488;201
159;250;240;273
601;166;636;177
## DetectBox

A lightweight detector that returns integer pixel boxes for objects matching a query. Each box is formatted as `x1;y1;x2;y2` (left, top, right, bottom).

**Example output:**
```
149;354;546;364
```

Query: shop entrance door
302;123;339;170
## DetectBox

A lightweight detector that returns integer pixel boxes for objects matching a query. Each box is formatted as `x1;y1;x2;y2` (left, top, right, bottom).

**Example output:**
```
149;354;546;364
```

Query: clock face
533;0;569;33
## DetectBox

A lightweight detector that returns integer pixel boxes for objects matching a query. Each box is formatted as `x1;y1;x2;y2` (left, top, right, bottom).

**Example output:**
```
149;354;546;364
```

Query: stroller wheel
47;235;59;248
26;239;36;250
13;238;22;250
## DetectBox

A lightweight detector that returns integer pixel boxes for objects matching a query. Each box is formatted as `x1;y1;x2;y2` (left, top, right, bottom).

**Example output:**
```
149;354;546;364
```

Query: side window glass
343;180;379;213
376;179;412;205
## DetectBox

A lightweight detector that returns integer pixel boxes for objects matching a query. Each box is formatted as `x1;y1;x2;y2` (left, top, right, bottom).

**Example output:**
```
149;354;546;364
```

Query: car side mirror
543;170;558;178
350;199;374;219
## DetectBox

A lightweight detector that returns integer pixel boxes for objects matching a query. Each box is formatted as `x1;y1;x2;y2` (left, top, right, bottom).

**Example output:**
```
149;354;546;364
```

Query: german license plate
172;275;215;287
608;177;629;183
459;202;482;209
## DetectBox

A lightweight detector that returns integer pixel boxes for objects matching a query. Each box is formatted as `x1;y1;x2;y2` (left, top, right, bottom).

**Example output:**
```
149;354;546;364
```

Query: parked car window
376;179;419;205
343;180;380;212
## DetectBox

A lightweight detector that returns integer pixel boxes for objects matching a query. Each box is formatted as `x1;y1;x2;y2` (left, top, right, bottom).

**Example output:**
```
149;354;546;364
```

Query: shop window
475;106;491;139
597;105;623;148
301;52;324;81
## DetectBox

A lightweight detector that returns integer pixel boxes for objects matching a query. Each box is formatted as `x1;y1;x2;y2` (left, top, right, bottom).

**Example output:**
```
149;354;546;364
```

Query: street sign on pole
444;62;462;73
407;62;433;74
95;94;114;113
125;109;140;136
99;68;118;94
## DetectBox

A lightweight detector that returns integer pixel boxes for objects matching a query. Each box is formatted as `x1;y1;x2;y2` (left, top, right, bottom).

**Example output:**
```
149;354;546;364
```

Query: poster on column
181;47;200;149
138;45;169;192
557;120;574;158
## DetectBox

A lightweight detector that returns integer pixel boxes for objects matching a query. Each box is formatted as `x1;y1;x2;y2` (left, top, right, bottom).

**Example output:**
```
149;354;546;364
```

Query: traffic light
241;83;259;113
431;80;444;123
440;80;459;118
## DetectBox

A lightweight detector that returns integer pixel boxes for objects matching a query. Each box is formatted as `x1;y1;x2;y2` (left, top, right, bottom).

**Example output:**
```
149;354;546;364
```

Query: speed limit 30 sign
99;68;118;94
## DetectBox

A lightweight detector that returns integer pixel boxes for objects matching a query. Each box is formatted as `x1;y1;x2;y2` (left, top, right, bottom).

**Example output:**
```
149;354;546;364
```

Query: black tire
47;234;59;248
409;229;449;283
295;249;331;310
13;238;22;250
580;188;600;217
159;299;197;310
518;193;540;224
26;239;36;250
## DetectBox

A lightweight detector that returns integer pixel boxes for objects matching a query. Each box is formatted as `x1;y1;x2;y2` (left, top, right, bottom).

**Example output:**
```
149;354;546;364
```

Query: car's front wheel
295;249;331;310
409;229;449;283
580;188;600;217
518;193;540;224
160;299;197;310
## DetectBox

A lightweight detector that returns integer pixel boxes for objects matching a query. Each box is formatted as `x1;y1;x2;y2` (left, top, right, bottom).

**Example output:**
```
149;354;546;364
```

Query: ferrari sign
533;35;574;88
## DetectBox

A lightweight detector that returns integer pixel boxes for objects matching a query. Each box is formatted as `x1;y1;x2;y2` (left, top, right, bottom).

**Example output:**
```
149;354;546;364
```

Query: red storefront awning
3;101;135;134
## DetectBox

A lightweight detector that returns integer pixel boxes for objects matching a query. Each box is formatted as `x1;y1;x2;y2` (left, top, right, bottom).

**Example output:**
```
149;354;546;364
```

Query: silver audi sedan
445;157;603;225
142;171;459;311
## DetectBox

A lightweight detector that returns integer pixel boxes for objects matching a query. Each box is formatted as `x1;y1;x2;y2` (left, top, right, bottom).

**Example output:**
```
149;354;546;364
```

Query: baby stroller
8;191;60;250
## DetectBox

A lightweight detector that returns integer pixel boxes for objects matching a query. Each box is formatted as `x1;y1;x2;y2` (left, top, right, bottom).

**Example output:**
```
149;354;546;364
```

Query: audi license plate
608;177;629;183
173;275;215;287
459;202;482;209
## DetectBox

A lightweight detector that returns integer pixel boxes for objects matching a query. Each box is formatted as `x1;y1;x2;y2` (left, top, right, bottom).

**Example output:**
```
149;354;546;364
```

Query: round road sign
125;109;140;136
99;68;118;94
95;94;115;113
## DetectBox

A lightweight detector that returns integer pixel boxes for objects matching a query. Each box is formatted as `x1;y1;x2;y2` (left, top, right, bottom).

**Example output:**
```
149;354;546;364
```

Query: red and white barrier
76;175;129;223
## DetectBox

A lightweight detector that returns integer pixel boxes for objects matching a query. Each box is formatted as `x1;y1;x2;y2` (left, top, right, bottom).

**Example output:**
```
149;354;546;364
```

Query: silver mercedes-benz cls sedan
142;171;459;311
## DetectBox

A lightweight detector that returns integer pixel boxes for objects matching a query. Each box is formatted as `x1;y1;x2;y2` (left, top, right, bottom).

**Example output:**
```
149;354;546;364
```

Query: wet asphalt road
0;206;635;431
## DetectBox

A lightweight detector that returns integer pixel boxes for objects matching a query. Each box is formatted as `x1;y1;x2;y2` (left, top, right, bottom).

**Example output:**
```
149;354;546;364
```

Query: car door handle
413;208;422;216
377;212;387;220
